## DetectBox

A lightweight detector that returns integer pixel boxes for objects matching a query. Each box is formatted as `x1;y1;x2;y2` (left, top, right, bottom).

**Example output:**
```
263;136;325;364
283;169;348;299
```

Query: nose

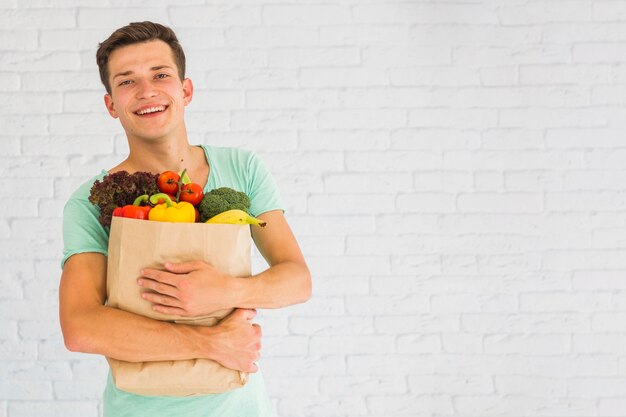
135;78;157;99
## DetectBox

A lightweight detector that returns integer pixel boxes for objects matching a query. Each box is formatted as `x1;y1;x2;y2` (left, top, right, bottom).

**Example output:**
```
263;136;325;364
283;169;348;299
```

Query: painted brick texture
1;1;626;417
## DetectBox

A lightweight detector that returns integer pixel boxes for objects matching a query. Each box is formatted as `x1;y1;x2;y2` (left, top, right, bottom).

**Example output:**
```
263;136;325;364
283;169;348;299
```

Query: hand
205;308;262;373
138;261;241;316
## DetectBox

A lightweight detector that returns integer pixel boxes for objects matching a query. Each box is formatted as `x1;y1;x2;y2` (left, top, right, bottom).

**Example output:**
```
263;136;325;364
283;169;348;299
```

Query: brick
441;85;587;108
599;398;626;416
319;375;406;396
301;67;389;87
231;109;315;130
289;316;374;336
484;333;570;355
392;129;481;150
501;108;608;128
409;24;540;46
398;333;442;354
543;22;626;43
481;129;544;149
574;43;626;63
391;66;480;86
247;89;338;109
347;150;441;171
300;130;389;150
308;193;394;215
279;395;368;416
225;26;317;47
457;192;543;213
573;334;626;354
415;171;473;191
498;1;591;24
269;47;359;68
78;8;168;28
346;294;430;315
0;30;38;51
368;394;455;415
409;375;493;395
320;109;406;129
593;312;626;331
204;131;297;152
321;25;407;46
0;8;75;29
364;45;451;67
339;87;431;108
354;3;497;24
397;193;456;213
262;4;351;25
521;292;614;312
480;66;518;85
375;314;460;333
205;69;298;89
310;335;395;355
410;109;497;129
573;270;626;290
520;63;612;85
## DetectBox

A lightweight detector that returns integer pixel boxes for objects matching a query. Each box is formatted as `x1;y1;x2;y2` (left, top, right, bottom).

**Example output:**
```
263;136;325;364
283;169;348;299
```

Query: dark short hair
96;21;186;94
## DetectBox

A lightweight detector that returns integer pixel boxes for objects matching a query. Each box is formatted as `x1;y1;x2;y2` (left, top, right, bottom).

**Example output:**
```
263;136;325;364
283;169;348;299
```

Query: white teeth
136;106;165;115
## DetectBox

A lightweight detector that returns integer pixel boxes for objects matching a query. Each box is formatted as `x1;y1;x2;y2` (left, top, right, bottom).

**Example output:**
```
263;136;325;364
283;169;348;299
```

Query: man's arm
139;210;312;315
59;252;261;372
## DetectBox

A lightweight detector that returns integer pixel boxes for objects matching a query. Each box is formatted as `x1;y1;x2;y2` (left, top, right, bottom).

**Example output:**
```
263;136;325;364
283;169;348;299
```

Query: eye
155;73;169;79
118;79;133;86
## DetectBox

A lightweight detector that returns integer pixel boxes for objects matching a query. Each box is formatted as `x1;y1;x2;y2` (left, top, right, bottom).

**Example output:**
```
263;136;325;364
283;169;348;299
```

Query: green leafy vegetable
88;171;159;227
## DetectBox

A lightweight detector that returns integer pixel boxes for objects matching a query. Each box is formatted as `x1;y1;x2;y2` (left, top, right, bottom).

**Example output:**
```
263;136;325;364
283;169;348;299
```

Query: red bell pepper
112;195;151;220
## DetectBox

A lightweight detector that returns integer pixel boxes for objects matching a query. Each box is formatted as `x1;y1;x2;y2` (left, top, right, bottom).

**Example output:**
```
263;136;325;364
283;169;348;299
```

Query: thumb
237;308;257;321
164;261;204;274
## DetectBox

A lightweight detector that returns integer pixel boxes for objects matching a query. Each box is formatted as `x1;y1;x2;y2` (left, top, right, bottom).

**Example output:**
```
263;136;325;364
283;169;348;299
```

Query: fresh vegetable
157;171;180;195
197;187;250;222
179;183;204;206
89;171;160;227
148;193;196;223
206;209;266;227
112;194;151;220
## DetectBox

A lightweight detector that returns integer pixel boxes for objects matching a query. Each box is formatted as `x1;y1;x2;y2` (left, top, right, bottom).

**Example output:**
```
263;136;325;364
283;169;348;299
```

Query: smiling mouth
135;105;168;116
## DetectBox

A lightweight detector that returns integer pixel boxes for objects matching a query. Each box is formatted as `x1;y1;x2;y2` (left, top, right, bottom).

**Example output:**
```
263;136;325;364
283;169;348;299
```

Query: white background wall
2;1;626;416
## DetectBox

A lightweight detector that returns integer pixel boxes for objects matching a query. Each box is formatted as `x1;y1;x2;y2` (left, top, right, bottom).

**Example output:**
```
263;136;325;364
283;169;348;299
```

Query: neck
125;132;194;174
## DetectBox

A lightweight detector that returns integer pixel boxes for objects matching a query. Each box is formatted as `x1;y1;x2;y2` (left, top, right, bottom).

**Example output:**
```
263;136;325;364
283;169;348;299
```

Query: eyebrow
112;65;175;80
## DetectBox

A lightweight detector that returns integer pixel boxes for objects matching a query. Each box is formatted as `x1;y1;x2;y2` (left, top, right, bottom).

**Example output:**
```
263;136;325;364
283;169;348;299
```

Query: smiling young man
59;22;311;417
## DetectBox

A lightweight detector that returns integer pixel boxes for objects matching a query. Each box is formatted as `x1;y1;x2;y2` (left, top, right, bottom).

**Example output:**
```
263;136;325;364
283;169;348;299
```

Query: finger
163;261;206;274
151;304;188;316
141;268;179;287
137;277;179;298
141;291;182;309
240;308;257;320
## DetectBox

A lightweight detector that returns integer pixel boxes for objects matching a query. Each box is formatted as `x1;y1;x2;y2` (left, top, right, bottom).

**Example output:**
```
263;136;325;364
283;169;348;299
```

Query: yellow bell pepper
148;193;196;223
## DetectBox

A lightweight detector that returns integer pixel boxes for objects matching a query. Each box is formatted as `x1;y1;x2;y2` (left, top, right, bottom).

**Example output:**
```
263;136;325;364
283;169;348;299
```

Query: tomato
179;183;204;206
158;171;180;195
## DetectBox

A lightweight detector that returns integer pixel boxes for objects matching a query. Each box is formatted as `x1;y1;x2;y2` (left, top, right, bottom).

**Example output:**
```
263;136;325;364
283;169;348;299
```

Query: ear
104;93;119;119
182;78;193;106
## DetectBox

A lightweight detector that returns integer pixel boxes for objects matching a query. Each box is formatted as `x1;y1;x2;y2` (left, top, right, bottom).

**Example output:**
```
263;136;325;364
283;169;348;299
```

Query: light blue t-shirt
61;145;282;417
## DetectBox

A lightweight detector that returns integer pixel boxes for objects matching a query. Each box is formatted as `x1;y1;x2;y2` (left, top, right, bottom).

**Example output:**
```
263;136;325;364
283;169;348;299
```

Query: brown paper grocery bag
105;216;251;397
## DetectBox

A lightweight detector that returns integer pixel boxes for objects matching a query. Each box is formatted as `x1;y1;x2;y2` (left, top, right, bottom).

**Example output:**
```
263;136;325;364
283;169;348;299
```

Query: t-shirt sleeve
61;196;109;269
246;152;284;217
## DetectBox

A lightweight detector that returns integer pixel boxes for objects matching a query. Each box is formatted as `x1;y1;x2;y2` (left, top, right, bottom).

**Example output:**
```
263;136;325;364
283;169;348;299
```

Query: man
59;21;311;417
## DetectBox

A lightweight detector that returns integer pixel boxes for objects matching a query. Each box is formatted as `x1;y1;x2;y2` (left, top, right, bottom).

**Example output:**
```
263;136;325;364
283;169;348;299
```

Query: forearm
236;261;311;309
64;304;211;363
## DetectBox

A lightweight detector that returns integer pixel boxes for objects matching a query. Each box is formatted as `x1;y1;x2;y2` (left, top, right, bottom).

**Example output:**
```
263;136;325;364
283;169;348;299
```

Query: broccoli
197;187;251;222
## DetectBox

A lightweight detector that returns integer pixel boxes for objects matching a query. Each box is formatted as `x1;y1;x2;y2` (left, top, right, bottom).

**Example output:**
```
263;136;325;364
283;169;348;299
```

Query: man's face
104;40;193;142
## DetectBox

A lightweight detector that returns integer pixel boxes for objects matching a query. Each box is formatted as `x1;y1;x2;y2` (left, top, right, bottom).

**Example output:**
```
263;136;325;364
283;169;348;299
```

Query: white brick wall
2;1;626;416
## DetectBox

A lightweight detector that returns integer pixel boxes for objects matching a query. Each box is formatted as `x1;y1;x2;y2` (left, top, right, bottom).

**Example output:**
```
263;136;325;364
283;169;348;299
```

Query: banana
206;209;267;227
